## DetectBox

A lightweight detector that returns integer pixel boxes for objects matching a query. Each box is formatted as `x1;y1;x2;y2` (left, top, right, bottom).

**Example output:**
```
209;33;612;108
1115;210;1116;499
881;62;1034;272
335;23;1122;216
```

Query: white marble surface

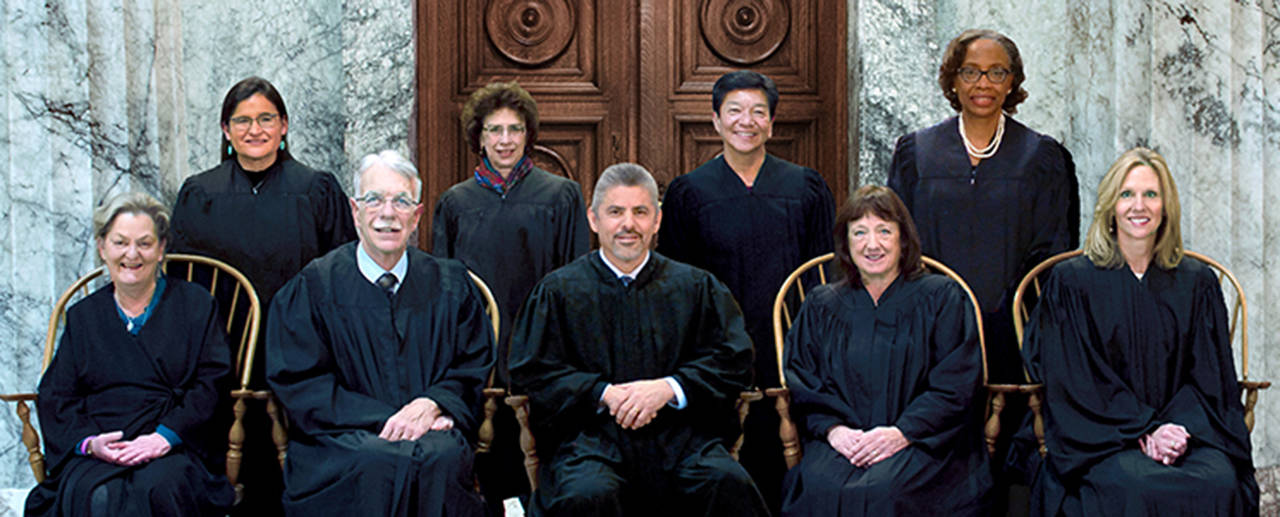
1;0;1278;503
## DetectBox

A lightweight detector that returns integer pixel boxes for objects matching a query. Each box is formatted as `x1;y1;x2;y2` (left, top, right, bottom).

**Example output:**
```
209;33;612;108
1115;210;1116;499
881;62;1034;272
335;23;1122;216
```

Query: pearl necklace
958;112;1006;159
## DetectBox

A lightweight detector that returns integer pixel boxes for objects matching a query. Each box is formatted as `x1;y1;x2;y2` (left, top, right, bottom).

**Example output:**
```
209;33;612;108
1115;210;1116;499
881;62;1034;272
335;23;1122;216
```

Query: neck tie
620;276;633;287
376;272;398;297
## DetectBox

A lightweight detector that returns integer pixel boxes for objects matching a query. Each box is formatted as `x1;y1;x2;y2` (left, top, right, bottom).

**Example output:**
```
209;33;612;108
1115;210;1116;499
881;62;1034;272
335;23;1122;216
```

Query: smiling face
1113;165;1164;246
953;38;1012;120
847;212;902;285
712;88;773;158
98;212;165;292
588;185;662;274
222;93;288;171
350;163;422;268
480;107;528;177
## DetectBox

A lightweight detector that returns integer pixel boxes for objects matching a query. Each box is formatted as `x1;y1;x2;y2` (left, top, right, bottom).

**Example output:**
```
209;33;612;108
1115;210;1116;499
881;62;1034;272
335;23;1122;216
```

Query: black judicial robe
431;166;590;379
889;116;1078;382
266;243;493;517
508;252;758;510
26;280;235;517
659;154;835;389
780;275;992;516
171;156;356;328
1022;255;1258;516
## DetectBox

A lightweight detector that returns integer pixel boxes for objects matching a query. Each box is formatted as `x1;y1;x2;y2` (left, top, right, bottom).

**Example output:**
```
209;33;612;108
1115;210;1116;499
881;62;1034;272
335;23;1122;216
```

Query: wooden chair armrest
477;388;506;454
1240;380;1270;434
983;384;1045;458
504;395;539;490
763;387;802;469
226;394;247;504
3;395;44;482
730;390;763;461
245;390;290;468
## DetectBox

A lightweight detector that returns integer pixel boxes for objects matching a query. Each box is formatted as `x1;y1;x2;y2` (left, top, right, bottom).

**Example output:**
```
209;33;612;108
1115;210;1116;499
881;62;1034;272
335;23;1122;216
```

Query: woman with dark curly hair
888;29;1079;386
780;186;992;516
430;80;589;508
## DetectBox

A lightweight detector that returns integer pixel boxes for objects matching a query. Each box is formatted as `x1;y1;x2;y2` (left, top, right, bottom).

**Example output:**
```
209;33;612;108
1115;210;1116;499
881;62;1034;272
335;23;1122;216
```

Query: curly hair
460;81;539;156
938;29;1028;114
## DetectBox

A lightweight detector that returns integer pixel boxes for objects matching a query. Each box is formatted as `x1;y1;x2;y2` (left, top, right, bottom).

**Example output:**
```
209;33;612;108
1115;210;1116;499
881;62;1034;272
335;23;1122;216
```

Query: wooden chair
767;252;1018;469
260;269;504;460
0;254;262;502
1011;249;1272;457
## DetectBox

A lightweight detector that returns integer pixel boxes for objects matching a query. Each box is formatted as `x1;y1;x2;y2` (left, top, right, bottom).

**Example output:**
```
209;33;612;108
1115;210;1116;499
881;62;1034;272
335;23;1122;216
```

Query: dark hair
220;76;290;162
834;185;924;287
711;71;779;117
460;81;539;156
938;29;1028;114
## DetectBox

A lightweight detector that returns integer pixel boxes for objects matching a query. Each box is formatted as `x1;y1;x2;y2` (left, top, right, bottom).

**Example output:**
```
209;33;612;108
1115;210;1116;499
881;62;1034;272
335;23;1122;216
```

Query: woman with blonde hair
1022;147;1257;516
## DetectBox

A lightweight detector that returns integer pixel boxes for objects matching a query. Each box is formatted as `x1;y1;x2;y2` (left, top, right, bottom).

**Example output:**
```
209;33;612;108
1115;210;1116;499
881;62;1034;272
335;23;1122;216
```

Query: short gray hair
93;191;171;244
353;150;422;200
591;163;659;212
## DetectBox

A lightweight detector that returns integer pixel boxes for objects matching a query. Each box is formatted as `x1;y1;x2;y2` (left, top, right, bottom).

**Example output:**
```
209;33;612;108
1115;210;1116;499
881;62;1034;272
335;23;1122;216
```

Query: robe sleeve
35;315;96;472
168;178;204;255
266;275;400;434
1156;265;1252;466
557;185;590;265
1018;139;1079;278
416;277;494;436
311;171;357;254
893;280;984;450
508;281;610;431
669;275;754;407
656;176;697;265
156;292;232;456
784;290;855;440
802;169;836;260
1022;266;1160;479
886;133;918;210
430;191;457;257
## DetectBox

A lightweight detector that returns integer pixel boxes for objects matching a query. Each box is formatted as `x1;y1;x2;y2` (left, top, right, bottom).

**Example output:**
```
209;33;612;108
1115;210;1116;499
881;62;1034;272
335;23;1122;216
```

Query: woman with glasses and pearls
1022;148;1257;516
430;80;589;509
888;30;1078;386
26;192;234;517
169;76;356;514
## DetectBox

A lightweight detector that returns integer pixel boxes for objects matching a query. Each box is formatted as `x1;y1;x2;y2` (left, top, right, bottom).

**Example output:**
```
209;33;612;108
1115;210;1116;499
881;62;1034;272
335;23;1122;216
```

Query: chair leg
1027;391;1046;457
731;390;762;461
226;397;246;504
505;395;539;490
984;391;1004;457
265;394;289;468
1244;387;1258;433
477;390;502;454
17;400;45;483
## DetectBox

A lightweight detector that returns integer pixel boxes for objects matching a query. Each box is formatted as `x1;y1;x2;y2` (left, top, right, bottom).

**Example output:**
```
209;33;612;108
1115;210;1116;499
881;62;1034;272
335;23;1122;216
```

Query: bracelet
80;435;96;456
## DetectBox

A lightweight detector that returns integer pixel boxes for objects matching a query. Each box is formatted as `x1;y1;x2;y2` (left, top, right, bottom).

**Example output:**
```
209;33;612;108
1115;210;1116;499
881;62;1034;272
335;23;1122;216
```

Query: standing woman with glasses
431;80;589;511
169;76;357;514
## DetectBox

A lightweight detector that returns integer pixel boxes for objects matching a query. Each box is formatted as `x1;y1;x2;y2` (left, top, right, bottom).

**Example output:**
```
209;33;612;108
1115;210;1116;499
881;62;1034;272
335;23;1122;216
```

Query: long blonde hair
1083;147;1183;269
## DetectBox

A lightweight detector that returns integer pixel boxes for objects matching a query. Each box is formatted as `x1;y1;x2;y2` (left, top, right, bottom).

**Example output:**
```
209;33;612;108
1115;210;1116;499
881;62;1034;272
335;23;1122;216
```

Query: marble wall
0;0;413;488
1;0;1277;504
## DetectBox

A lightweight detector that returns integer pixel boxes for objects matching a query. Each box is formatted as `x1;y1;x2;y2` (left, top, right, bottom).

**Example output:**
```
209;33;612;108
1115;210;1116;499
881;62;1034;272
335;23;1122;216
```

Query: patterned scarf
474;155;533;195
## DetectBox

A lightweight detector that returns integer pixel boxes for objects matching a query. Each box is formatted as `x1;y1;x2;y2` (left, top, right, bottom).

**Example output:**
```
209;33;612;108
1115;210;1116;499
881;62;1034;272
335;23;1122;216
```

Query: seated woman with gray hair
25;192;234;517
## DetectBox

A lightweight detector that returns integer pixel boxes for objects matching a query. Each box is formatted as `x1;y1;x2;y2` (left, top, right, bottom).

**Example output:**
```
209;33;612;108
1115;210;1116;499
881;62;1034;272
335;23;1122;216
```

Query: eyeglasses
482;124;526;136
355;191;419;212
957;67;1011;84
229;113;281;132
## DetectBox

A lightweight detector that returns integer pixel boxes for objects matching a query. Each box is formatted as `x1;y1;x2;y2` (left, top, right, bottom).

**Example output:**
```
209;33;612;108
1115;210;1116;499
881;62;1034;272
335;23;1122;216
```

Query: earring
279;141;285;151
227;144;233;155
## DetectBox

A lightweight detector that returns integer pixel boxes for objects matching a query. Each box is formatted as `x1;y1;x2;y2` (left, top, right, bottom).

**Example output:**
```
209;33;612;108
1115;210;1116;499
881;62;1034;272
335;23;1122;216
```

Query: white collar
597;249;649;280
356;244;409;293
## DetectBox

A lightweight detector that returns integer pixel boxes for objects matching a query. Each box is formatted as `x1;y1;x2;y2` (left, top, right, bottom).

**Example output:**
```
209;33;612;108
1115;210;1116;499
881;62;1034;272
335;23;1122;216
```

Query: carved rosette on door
485;0;577;66
701;0;791;65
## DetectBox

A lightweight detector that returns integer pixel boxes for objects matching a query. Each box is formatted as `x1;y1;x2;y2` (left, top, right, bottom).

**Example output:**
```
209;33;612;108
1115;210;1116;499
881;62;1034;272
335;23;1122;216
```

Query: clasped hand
89;430;171;466
1139;423;1190;465
602;379;673;430
827;425;909;468
380;397;454;441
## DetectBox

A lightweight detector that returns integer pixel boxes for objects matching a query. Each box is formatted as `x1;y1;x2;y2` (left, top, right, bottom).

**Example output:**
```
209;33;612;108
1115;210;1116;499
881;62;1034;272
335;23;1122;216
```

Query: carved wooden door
416;1;847;249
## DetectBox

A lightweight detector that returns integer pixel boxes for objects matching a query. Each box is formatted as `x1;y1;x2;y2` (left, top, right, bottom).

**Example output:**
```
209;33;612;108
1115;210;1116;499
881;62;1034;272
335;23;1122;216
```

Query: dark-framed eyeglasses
355;191;419;212
957;67;1011;84
228;113;281;132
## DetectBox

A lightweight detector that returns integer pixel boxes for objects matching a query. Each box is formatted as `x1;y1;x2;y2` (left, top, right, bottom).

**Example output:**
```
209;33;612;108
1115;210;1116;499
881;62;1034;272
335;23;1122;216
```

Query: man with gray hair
509;163;768;516
266;149;491;517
